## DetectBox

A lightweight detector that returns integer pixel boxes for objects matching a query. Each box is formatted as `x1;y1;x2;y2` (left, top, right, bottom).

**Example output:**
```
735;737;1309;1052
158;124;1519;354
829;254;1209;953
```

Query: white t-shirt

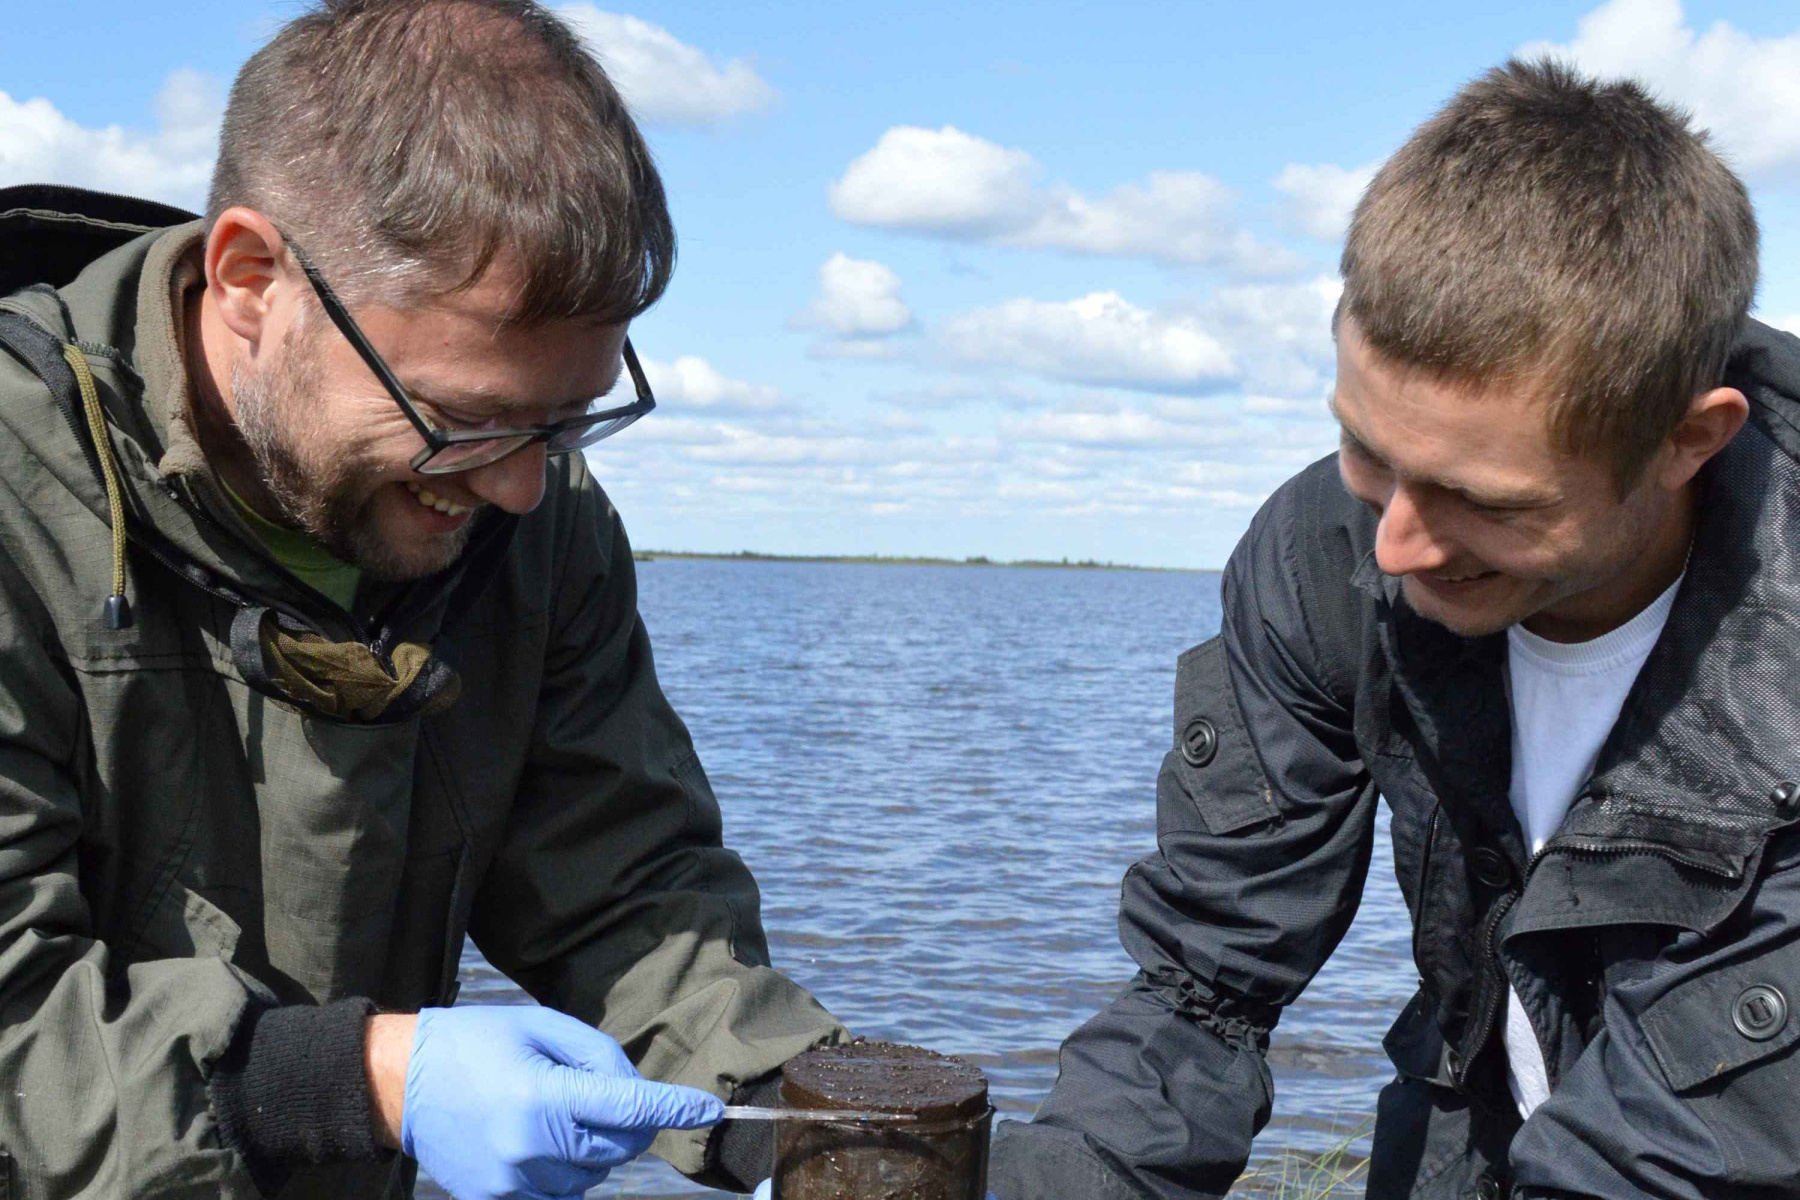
1502;576;1682;1117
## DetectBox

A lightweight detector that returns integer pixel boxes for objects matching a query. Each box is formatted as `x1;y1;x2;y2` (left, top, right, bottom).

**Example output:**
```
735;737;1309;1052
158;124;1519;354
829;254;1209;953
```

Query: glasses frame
284;238;655;475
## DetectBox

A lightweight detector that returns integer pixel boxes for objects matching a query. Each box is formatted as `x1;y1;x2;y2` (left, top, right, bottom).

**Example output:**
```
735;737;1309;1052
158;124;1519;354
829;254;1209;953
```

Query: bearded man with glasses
0;3;846;1199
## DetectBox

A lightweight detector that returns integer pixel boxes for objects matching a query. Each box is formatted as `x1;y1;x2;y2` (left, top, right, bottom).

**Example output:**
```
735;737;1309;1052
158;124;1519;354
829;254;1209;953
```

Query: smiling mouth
404;481;476;517
1422;570;1498;584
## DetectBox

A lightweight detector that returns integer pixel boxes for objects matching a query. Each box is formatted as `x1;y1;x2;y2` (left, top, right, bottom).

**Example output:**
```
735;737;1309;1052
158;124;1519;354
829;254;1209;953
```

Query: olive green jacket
0;224;844;1198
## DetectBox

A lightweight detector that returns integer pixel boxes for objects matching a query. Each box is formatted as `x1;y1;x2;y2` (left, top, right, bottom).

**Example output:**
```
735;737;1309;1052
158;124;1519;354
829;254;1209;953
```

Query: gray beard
230;324;474;581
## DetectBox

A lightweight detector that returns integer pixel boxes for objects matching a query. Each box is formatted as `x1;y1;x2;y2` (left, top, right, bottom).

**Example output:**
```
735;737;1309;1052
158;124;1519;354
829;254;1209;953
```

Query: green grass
1229;1119;1375;1199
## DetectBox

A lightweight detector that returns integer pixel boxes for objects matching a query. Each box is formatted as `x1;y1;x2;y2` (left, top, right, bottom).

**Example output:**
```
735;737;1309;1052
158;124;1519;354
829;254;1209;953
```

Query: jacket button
1733;985;1789;1041
1474;1171;1503;1200
1771;782;1800;815
1471;847;1512;889
1180;718;1218;767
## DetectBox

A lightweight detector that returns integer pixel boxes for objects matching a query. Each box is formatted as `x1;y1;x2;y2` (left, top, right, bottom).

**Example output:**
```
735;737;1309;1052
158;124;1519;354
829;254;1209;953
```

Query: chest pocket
1643;959;1800;1092
1637;933;1800;1178
1162;636;1280;837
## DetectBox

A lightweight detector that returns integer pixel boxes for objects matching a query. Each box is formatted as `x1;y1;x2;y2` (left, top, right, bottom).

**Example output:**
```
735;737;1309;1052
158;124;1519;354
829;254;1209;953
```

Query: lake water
422;558;1413;1198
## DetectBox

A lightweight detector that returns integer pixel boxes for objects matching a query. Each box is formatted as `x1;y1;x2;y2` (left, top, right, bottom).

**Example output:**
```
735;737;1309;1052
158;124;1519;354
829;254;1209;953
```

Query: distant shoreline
633;549;1213;574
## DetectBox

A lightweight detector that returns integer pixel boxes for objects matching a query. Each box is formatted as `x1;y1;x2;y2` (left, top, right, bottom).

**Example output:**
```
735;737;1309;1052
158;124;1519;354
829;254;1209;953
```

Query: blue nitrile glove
401;1005;724;1200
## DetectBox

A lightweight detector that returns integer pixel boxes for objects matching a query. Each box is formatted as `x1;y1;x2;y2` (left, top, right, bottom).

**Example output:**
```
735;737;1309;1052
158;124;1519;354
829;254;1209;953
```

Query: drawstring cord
61;343;133;629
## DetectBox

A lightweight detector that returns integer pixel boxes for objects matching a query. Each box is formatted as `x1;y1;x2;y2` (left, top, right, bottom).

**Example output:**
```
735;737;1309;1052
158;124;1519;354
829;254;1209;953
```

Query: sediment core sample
774;1040;991;1200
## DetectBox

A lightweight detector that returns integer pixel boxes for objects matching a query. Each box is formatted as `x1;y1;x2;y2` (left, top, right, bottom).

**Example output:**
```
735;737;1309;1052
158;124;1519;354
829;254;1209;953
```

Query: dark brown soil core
774;1040;991;1200
781;1039;988;1121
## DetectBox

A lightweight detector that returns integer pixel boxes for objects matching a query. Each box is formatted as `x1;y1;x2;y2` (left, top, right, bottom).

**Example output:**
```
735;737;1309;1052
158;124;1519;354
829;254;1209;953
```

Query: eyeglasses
284;238;655;475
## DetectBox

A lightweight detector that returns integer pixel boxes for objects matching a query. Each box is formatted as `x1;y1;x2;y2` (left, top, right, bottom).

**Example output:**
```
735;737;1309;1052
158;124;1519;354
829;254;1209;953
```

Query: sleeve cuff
989;1119;1149;1200
706;1071;783;1191
210;997;385;1192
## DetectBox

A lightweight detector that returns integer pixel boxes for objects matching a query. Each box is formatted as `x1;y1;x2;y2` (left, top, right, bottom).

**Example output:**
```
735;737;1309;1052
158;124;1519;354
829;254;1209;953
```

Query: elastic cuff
211;997;383;1191
707;1071;783;1191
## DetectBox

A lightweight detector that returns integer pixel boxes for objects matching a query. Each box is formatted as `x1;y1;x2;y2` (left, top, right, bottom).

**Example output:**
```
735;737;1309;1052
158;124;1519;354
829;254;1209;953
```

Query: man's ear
1657;386;1749;492
204;207;290;348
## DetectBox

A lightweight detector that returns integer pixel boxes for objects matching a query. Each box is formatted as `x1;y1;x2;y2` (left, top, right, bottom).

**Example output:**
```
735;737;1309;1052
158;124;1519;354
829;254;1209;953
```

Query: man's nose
462;442;550;515
1373;484;1453;577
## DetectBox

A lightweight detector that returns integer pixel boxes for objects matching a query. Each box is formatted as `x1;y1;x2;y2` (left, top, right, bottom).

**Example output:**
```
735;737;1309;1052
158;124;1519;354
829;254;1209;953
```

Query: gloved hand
401;1005;724;1200
751;1181;998;1199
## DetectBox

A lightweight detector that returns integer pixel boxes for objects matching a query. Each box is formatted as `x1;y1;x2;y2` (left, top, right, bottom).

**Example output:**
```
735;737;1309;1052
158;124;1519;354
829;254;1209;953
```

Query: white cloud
557;5;777;125
1521;0;1800;181
828;125;1037;236
608;424;720;454
791;252;913;337
0;69;222;209
1199;274;1342;399
685;430;882;466
939;292;1236;393
1000;408;1250;449
873;409;928;433
931;277;1343;399
829;125;1301;273
599;383;1342;546
1772;314;1800;337
1019;171;1300;271
1273;161;1377;240
638;355;785;414
1243;394;1329;417
808;339;903;362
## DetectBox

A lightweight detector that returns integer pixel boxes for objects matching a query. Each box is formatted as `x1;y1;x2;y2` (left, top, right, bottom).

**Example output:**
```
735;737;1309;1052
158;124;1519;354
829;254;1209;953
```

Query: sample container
773;1039;992;1200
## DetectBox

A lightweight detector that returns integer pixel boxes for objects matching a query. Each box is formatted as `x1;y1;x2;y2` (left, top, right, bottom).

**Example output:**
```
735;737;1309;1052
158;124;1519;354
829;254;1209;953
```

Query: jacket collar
1368;325;1800;927
1573;407;1800;857
1372;574;1528;870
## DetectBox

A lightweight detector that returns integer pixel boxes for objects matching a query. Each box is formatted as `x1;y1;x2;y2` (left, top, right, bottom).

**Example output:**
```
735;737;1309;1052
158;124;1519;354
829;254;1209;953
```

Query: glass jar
772;1040;991;1200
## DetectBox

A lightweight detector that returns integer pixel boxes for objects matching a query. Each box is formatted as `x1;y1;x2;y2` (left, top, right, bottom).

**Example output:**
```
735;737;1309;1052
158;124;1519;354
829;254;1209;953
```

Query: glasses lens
416;434;535;475
413;401;650;474
546;409;645;455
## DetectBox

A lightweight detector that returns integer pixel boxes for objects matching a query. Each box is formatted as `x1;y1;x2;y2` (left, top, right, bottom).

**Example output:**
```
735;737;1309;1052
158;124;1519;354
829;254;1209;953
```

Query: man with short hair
0;3;844;1198
990;59;1800;1199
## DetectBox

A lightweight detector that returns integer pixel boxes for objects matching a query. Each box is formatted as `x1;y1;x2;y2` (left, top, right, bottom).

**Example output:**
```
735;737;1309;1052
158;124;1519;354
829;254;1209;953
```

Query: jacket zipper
1524;835;1745;883
124;515;347;637
1410;802;1440;981
1453;888;1517;1090
1471;834;1742;1092
1;181;196;220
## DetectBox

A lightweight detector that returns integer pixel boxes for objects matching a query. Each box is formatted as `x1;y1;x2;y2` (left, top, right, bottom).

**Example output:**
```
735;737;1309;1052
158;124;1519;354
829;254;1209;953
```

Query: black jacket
990;320;1800;1200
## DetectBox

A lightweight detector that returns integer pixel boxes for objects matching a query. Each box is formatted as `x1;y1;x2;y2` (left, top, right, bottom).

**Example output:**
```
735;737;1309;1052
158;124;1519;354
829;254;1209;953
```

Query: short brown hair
1339;58;1757;487
208;0;674;326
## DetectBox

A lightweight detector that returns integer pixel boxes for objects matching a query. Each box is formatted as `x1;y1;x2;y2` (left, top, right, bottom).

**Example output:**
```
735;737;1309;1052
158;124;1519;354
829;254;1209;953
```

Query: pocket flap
131;884;245;961
1641;958;1800;1092
1383;989;1455;1086
1163;636;1279;836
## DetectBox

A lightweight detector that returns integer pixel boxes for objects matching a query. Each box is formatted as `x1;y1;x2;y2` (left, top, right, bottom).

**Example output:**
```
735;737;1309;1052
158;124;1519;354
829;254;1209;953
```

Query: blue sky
5;0;1800;568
